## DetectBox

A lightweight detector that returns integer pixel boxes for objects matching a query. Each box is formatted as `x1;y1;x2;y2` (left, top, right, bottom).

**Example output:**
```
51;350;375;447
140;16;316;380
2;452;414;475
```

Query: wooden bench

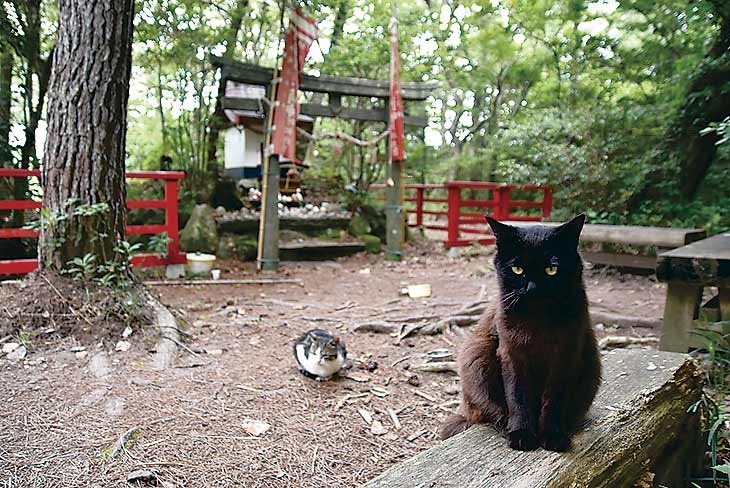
364;349;702;488
656;232;730;352
505;222;706;271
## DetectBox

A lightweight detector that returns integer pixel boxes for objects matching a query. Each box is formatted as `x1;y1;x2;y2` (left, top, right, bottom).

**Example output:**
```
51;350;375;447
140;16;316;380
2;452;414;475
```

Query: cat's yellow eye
511;266;524;275
545;265;558;276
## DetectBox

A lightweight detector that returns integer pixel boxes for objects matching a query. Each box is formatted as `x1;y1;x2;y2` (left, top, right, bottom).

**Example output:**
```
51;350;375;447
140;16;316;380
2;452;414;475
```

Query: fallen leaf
70;346;86;353
126;469;157;484
370;387;390;398
343;372;370;383
357;408;373;425
241;419;271;436
370;420;387;436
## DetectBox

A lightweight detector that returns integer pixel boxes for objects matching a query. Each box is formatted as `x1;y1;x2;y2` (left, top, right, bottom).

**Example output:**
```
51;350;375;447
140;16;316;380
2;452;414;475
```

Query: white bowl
187;252;216;276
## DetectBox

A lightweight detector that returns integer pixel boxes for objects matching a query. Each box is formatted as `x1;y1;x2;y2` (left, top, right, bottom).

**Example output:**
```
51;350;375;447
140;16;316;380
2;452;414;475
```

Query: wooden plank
582;251;657;270
505;222;706;248
658;232;730;260
659;283;702;352
221;97;428;127
720;288;730;321
364;349;701;488
279;241;365;261
656;235;730;285
212;55;438;100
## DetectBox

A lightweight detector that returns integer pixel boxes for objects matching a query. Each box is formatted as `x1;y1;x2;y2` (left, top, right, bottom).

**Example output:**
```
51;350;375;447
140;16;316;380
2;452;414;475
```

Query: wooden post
493;186;510;220
415;186;424;228
659;282;702;352
164;179;181;262
385;159;405;261
257;154;280;272
446;183;460;247
542;186;553;219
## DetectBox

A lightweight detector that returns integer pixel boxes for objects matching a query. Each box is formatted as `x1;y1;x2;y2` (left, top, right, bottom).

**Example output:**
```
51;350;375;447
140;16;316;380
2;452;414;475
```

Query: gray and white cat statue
293;329;347;381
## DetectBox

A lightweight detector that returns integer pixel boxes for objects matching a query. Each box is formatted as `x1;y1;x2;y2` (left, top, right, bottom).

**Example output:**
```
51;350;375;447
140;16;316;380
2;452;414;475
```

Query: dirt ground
0;244;667;487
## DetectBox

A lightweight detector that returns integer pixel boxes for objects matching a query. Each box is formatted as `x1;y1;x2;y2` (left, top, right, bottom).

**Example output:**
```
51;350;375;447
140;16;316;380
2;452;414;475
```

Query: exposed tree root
353;299;662;341
144;289;182;370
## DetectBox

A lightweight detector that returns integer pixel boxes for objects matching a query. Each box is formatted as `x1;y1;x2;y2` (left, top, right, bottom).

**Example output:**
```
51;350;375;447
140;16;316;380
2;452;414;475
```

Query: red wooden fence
372;181;552;248
0;169;187;275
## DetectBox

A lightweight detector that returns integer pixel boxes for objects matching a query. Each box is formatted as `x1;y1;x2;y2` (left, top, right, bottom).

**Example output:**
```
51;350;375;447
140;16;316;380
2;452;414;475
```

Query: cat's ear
553;214;585;247
485;216;519;246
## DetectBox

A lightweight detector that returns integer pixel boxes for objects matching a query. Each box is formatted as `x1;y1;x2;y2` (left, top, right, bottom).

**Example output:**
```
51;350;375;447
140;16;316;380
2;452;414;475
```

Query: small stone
646;362;658;371
115;341;131;352
205;348;224;355
75;350;89;360
122;326;133;338
7;345;26;361
88;352;111;378
370;420;388;436
366;360;378;372
406;374;421;387
241;419;271;436
444;384;460;396
70;346;86;353
2;342;19;354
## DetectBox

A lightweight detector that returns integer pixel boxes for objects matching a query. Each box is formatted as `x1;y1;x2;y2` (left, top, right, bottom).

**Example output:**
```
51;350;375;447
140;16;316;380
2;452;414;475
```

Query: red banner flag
389;15;406;162
271;9;318;161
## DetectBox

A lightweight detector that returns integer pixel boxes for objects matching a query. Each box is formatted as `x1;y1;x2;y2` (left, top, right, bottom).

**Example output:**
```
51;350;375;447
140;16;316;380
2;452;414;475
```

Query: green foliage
702;116;730;146
148;232;172;257
63;253;97;281
687;327;730;484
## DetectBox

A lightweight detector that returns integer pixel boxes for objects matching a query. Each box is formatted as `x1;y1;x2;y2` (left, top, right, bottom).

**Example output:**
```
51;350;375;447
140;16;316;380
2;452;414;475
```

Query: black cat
440;214;601;452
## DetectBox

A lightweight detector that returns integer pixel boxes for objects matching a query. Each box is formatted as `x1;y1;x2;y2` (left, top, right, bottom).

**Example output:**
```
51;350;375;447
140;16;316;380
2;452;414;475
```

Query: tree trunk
673;0;730;198
205;2;246;177
40;0;135;271
0;49;11;166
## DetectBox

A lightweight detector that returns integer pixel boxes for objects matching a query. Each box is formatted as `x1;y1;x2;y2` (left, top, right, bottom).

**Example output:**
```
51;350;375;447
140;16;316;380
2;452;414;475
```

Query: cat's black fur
440;215;601;452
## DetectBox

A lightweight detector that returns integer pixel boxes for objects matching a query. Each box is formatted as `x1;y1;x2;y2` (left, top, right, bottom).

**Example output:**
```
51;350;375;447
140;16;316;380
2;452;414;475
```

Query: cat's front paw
507;429;539;451
540;430;571;452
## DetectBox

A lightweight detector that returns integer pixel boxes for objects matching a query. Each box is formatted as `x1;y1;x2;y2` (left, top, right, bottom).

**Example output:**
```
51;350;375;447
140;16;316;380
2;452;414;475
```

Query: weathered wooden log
364;349;703;488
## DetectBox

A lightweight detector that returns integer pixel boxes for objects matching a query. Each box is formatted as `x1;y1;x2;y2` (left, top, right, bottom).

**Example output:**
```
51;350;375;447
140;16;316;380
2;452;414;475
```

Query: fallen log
364;349;703;488
411;361;459;374
598;335;660;349
590;310;662;329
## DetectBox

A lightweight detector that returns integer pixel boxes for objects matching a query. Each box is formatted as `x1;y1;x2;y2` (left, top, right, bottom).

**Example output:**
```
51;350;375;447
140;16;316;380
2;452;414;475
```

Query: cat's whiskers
499;291;521;311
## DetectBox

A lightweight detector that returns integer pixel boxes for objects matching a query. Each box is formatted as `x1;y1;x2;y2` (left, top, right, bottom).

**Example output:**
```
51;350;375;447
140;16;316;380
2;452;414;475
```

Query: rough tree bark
0;1;54;228
673;0;730;198
40;0;135;271
0;49;11;167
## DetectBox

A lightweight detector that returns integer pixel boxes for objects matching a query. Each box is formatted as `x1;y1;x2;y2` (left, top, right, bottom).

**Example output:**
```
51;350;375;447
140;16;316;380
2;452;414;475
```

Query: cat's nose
526;281;537;292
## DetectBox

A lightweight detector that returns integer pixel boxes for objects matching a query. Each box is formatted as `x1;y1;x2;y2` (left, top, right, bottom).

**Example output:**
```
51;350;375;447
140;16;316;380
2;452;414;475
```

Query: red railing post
493;186;510;220
542;186;553;219
446;183;461;247
165;179;183;263
415;187;424;228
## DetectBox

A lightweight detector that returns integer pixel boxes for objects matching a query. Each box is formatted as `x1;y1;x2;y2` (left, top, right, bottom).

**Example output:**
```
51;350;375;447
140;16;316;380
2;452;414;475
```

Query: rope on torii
295;126;388;147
